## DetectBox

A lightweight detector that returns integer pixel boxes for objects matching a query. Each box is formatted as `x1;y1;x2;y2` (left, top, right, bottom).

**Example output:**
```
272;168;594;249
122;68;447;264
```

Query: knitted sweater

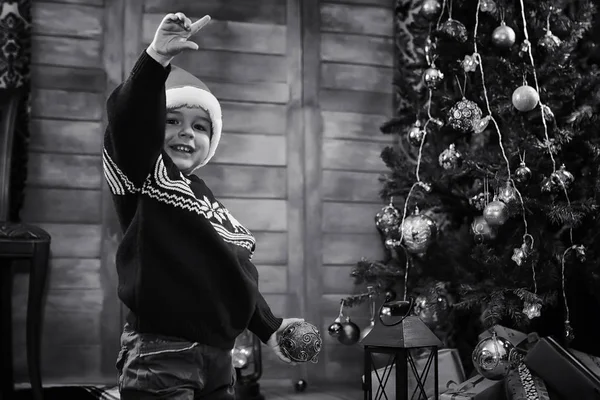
102;50;282;349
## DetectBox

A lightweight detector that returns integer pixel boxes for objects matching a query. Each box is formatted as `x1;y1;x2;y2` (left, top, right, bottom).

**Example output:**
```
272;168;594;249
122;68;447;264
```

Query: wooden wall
14;0;394;387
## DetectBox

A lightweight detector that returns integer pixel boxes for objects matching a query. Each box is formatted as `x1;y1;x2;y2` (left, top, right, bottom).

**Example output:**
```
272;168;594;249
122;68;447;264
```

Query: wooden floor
261;382;363;400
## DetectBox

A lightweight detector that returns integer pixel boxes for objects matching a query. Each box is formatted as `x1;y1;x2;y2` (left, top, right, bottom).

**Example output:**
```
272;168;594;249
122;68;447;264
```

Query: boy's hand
149;13;211;61
267;318;305;365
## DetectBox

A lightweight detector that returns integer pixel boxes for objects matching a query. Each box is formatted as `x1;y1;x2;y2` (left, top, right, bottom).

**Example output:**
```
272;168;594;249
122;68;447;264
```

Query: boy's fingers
190;15;211;35
175;39;199;52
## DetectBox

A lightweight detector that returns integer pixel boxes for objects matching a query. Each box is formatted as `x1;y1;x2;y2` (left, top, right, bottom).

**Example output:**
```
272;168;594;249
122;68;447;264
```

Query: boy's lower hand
150;12;211;60
267;318;305;365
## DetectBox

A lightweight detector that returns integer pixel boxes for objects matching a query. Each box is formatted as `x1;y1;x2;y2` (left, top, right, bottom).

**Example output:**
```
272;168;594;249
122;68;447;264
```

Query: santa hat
165;65;222;170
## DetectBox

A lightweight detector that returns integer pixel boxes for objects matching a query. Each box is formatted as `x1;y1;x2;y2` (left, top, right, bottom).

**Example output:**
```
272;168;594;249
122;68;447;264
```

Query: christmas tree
334;0;600;373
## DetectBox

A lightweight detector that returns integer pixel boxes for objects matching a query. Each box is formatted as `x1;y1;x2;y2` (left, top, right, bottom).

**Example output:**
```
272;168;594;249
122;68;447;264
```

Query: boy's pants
116;324;236;400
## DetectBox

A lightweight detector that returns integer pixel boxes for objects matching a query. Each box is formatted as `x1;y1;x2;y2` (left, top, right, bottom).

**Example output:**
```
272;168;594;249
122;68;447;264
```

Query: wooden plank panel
37;223;102;258
29;119;103;154
220;198;287;231
14;345;101;383
320;3;393;37
175;50;287;83
252;232;288;264
321;63;393;94
27;153;101;189
320;88;393;115
321;294;370;317
31;66;105;92
321;33;393;67
322;202;382;233
322;233;384;264
32;36;101;68
143;16;286;55
13;310;101;346
199;165;286;199
21;188;102;223
49;258;102;289
263;294;287;317
31;89;103;121
144;0;286;25
221;102;287;135
212;134;286;166
322;111;389;142
201;80;289;104
32;2;103;38
322;265;356;294
257;265;287;293
322;139;387;172
32;0;104;6
14;288;104;314
322;170;384;203
325;0;394;7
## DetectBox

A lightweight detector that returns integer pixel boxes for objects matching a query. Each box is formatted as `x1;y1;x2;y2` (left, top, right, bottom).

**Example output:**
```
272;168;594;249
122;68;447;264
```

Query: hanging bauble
523;301;542;319
512;85;539;112
472;333;519;380
400;207;437;256
439;143;463;170
538;30;561;53
469;192;490;211
279;321;322;363
460;53;479;73
413;282;453;330
294;380;307;392
407;122;426;147
438;18;468;43
448;98;483;133
423;65;444;89
420;0;442;21
327;318;343;337
338;317;360;345
385;289;397;302
553;164;575;190
565;320;575;343
471;215;497;244
375;202;401;236
479;0;497;14
491;22;516;49
514;162;532;184
483;200;510;226
497;181;519;215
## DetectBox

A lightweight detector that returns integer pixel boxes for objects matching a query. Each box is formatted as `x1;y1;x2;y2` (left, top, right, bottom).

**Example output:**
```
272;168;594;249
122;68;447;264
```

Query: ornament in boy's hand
278;321;322;363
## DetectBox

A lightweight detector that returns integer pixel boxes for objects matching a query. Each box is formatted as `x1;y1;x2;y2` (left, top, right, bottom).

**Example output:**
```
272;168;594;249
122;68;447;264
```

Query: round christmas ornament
439;144;463;170
327;319;343;337
413;282;453;329
294;379;307;392
420;0;442;20
407;122;426;147
483;200;510;226
514;162;532;184
400;207;437;255
523;301;542;319
542;164;575;193
479;0;497;14
491;22;516;49
448;98;483;133
472;333;519;380
423;65;444;89
512;85;539;112
279;321;322;363
438;18;468;43
375;201;401;236
338;317;360;345
471;215;497;243
538;30;561;53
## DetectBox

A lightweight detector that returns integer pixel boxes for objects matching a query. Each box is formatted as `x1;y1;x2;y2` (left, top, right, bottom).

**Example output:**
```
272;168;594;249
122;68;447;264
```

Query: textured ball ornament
439;144;463;170
514;162;532;184
471;215;497;243
407;123;426;147
512;85;539;112
400;208;437;255
423;66;444;89
479;0;497;13
420;0;442;20
338;317;360;345
438;18;468;43
375;203;401;236
472;333;518;380
279;321;322;363
491;22;516;49
413;283;453;330
483;200;510;226
448;98;483;133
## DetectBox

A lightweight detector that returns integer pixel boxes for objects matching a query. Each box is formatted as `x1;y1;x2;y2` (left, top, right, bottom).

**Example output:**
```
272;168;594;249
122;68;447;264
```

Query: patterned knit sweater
102;50;282;349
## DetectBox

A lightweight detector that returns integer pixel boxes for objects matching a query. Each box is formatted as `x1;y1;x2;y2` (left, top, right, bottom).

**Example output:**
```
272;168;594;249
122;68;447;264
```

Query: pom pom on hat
165;66;222;169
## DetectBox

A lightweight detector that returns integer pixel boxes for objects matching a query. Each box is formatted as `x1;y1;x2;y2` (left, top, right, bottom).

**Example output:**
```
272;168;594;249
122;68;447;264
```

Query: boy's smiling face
164;106;212;175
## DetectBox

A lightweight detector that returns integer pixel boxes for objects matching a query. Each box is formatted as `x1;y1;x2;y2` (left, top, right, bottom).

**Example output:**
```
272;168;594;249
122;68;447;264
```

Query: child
103;12;303;399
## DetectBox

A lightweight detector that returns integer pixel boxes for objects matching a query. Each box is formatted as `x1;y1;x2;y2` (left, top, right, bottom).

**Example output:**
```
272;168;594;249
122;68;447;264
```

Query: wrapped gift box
362;348;465;399
478;325;528;348
505;358;560;400
524;336;600;399
570;348;600;378
440;374;504;400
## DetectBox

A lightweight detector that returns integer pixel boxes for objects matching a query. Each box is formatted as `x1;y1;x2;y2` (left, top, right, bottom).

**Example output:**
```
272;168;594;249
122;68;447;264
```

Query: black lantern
233;329;264;400
361;299;442;400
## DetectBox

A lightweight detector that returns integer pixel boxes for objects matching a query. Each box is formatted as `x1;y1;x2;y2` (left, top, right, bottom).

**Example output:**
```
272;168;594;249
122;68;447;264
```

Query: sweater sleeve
103;50;171;193
245;260;283;344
